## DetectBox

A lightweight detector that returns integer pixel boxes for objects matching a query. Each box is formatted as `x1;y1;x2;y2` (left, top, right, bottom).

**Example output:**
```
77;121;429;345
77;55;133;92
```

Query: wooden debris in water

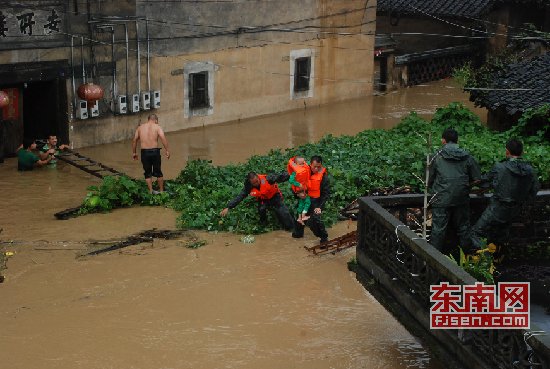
304;231;357;256
82;229;192;257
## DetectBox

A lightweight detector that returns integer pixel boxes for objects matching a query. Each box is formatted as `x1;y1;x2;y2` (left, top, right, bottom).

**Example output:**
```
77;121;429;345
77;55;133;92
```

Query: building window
184;61;215;118
290;49;314;100
294;57;311;92
189;72;209;109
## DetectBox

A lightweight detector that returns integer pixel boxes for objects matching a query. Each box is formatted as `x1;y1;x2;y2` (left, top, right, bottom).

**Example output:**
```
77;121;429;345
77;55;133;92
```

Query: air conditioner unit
116;95;127;114
77;100;88;119
141;91;150;110
131;94;140;113
152;90;160;108
89;100;99;118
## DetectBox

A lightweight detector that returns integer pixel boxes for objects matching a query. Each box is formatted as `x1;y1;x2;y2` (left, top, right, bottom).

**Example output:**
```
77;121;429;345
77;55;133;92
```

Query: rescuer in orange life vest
219;171;295;230
287;155;310;193
291;155;330;244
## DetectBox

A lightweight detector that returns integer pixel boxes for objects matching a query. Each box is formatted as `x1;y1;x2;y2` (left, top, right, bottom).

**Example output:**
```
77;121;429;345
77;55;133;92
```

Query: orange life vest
308;167;326;198
249;174;280;200
287;157;310;193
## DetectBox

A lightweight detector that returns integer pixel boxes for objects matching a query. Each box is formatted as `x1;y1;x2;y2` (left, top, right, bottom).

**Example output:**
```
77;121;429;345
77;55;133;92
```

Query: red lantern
77;82;104;103
0;90;9;109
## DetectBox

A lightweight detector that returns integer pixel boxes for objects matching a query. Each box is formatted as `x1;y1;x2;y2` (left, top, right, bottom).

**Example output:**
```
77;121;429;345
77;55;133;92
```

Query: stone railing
356;191;550;369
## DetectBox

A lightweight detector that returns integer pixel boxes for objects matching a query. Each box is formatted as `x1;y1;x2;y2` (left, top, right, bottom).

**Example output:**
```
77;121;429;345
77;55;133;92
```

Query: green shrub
77;103;550;234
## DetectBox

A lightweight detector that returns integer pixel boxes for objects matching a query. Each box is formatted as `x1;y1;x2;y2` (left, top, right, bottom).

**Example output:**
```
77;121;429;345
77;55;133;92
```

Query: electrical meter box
116;95;127;114
152;90;160;108
89;100;99;118
77;100;88;119
141;92;150;110
131;94;140;113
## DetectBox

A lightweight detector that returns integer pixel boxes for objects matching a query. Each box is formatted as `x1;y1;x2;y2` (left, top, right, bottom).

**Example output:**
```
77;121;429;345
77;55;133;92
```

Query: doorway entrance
22;79;68;144
0;60;69;156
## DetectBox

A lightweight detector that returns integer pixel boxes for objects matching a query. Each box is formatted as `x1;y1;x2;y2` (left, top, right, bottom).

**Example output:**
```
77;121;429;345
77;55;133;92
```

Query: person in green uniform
39;135;69;168
428;128;481;252
17;138;53;171
471;139;540;249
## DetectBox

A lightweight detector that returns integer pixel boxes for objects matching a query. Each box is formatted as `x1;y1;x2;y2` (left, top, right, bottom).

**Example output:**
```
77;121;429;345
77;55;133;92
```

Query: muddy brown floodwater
0;81;482;369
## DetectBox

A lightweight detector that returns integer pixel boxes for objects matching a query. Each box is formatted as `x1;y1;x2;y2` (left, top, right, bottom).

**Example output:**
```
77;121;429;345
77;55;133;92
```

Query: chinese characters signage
0;1;65;45
430;282;529;329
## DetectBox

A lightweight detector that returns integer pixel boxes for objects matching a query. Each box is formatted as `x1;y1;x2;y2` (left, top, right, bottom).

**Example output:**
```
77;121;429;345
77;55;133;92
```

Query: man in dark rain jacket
428;128;481;252
471;139;539;249
220;171;295;231
292;155;330;244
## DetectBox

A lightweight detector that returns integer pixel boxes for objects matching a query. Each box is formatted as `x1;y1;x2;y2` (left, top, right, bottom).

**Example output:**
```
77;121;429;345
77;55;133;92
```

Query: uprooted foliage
74;103;550;234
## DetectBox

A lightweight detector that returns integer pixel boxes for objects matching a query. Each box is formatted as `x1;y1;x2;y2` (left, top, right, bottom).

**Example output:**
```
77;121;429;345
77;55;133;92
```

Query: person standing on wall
428;128;481;253
292;155;330;244
471;138;540;249
132;113;170;194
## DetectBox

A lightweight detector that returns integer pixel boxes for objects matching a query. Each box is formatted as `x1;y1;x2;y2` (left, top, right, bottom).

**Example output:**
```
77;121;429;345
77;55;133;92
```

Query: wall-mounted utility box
141;92;150;110
77;100;88;119
89;100;99;118
131;94;140;113
116;95;127;114
152;90;160;108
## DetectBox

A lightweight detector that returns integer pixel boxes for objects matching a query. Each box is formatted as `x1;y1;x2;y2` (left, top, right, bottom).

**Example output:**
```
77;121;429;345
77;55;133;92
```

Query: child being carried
294;186;311;225
287;155;311;225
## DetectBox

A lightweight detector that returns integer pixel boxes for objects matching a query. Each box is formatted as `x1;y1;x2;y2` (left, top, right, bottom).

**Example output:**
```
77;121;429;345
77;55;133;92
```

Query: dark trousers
257;193;294;231
291;198;328;241
471;199;519;249
430;205;471;252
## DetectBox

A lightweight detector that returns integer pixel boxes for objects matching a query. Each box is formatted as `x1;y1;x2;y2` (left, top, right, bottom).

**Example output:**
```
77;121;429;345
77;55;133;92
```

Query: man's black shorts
141;148;163;179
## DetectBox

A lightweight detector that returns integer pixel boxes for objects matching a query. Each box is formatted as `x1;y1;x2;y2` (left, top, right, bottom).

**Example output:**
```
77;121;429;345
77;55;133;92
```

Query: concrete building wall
0;0;376;150
71;33;374;147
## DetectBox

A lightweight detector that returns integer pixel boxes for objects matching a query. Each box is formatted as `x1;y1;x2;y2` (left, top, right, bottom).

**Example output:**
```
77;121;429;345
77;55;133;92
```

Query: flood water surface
0;81;478;369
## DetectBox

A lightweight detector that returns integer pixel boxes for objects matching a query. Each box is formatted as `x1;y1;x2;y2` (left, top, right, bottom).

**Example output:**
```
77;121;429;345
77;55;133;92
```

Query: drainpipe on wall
94;25;116;107
90;17;146;101
146;18;151;92
123;22;129;97
110;27;117;100
70;36;77;111
136;20;141;96
81;36;86;84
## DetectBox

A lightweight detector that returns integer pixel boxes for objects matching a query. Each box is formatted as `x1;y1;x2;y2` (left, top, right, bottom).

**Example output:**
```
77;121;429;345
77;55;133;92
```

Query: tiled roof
376;0;540;18
375;34;397;48
476;53;550;114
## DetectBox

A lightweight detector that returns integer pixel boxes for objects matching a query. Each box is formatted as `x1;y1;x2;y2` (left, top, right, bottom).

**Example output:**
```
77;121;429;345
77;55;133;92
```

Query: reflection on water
0;80;479;369
76;80;484;179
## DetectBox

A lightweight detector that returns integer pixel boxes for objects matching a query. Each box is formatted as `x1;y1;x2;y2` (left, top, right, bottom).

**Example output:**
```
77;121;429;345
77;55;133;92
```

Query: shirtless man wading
132;113;170;194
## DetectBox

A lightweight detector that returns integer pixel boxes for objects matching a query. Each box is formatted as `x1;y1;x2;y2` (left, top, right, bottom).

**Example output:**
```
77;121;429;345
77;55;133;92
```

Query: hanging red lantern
77;82;104;103
0;90;9;109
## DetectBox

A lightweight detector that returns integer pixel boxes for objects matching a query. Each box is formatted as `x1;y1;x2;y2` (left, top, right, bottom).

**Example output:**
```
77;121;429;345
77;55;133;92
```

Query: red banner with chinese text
1;88;20;120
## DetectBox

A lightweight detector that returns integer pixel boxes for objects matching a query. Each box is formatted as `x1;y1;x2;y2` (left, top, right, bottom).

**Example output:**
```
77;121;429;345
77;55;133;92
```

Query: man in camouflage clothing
471;139;540;249
428;128;481;252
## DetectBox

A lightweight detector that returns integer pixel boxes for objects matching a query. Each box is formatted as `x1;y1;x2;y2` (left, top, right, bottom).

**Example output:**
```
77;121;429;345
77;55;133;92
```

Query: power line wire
406;4;505;38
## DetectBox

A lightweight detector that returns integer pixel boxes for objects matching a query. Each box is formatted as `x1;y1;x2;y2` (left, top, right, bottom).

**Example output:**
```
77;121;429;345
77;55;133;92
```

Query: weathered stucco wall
69;0;375;147
70;33;374;146
1;0;375;149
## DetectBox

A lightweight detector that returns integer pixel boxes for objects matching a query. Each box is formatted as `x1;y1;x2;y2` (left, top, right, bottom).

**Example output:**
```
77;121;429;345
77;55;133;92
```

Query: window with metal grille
189;71;209;109
294;57;311;92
